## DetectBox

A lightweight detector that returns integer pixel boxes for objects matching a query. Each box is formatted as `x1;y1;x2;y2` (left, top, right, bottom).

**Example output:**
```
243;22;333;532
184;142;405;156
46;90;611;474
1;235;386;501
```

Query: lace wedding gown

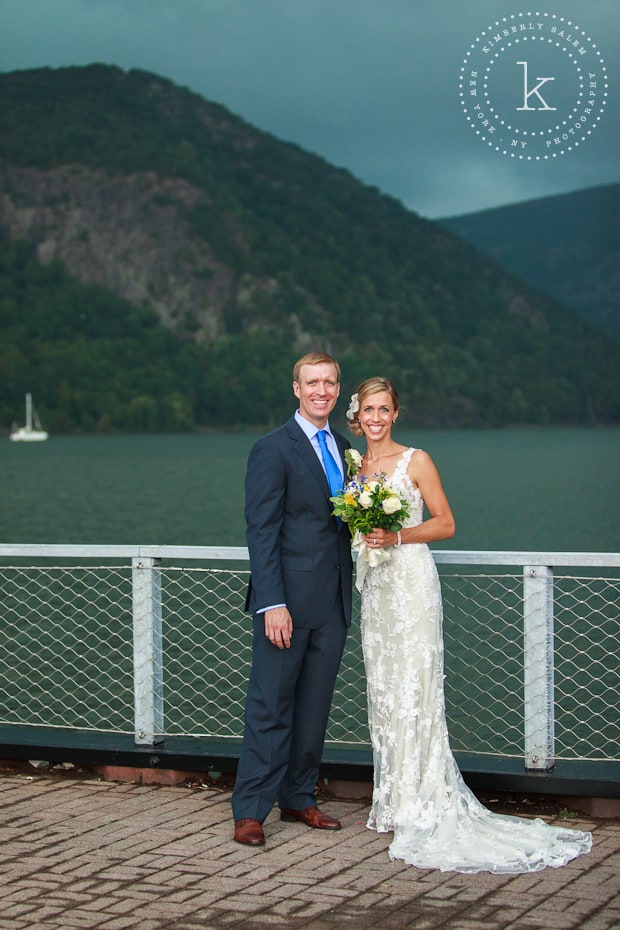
360;448;592;873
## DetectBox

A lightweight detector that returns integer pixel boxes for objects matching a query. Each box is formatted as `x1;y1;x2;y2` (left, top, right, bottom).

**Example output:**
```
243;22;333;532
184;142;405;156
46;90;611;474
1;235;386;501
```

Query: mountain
1;64;619;432
439;185;620;340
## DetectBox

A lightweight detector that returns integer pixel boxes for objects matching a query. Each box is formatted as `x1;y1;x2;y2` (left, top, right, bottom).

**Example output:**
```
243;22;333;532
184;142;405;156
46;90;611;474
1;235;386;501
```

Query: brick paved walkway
0;774;618;930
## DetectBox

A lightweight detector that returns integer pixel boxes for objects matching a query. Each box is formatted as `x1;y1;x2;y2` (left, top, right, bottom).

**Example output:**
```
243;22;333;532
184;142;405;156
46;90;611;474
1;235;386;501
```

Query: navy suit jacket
244;415;353;629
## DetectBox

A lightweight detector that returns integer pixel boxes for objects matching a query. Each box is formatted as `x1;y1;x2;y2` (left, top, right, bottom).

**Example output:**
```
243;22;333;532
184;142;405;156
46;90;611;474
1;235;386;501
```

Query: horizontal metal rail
2;543;619;566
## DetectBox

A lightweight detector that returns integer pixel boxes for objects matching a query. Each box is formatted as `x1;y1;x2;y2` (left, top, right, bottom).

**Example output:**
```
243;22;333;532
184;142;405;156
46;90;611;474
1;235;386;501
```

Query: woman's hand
364;529;398;549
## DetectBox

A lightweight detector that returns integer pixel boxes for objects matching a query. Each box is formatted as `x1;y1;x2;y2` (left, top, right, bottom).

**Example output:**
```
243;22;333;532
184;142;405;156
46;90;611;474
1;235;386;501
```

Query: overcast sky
1;0;617;217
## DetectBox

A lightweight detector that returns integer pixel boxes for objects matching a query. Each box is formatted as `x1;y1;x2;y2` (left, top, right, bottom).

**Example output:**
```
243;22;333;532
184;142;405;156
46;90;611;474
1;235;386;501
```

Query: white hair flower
346;393;360;421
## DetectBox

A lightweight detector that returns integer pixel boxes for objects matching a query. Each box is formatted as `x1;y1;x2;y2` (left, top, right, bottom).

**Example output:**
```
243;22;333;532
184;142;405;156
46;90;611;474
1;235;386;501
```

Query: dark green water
1;428;619;551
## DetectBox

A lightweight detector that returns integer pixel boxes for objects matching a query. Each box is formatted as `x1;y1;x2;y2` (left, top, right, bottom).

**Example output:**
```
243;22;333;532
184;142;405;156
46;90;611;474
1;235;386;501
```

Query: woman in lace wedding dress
346;377;592;874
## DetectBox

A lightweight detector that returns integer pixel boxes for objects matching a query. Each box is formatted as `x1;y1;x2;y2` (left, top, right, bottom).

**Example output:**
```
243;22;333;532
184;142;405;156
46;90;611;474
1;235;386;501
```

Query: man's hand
264;606;293;649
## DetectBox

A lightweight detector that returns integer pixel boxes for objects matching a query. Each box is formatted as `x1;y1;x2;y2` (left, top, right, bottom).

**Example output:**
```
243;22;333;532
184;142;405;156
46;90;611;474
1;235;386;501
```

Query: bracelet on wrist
396;530;402;547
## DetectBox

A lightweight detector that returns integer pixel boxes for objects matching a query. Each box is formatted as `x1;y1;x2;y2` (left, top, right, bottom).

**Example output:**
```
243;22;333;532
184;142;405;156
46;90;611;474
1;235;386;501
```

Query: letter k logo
516;61;557;110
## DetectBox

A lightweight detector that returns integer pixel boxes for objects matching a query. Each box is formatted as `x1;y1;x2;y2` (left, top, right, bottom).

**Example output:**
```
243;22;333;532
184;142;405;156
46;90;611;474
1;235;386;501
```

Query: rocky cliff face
0;165;235;342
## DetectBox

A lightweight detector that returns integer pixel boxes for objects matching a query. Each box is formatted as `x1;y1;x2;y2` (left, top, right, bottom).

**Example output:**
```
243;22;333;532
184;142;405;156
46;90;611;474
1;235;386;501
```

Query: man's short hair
293;352;341;384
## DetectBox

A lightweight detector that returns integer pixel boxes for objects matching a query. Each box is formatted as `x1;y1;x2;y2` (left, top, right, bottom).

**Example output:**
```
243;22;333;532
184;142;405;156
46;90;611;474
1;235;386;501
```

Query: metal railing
0;544;618;772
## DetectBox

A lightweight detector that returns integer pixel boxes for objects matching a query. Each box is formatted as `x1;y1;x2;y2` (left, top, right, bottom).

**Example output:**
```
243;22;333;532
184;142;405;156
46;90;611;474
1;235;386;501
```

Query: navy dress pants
231;610;347;823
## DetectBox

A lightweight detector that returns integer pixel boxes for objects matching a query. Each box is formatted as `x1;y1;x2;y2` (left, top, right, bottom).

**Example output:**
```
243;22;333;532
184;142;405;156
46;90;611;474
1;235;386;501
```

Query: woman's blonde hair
347;377;400;437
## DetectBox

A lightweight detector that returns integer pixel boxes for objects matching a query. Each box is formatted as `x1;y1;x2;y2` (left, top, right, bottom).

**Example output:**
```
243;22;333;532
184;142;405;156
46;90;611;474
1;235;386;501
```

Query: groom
231;352;353;846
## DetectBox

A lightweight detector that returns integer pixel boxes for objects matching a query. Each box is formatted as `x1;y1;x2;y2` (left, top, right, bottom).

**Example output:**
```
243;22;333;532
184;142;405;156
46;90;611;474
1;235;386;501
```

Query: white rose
358;491;373;509
350;449;363;468
367;480;381;492
382;495;401;515
345;448;363;479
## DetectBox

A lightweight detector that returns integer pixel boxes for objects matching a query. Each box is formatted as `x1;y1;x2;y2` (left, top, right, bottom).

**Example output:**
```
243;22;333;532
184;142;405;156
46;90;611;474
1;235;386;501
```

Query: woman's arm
365;449;455;548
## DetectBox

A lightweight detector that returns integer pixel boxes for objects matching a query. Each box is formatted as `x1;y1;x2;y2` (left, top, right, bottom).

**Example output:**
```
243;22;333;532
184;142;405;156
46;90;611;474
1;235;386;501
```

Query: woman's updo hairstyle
346;377;400;437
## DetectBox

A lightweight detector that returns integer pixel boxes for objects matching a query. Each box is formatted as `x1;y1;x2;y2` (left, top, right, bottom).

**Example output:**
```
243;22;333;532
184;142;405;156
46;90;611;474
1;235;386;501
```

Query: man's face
293;363;340;428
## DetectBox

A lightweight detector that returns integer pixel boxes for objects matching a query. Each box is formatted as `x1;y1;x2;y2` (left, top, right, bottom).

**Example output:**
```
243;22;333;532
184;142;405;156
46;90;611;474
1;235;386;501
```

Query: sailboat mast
25;392;33;431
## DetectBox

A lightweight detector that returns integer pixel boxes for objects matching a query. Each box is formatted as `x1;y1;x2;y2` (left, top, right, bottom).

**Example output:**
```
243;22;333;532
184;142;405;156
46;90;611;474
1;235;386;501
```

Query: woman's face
358;390;397;441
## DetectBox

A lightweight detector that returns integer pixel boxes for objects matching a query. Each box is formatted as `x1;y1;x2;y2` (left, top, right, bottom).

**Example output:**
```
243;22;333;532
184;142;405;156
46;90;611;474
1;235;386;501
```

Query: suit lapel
285;416;330;494
286;415;352;497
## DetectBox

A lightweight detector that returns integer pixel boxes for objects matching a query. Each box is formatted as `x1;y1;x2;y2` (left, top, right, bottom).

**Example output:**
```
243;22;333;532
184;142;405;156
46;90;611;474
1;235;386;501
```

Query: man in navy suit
232;352;353;846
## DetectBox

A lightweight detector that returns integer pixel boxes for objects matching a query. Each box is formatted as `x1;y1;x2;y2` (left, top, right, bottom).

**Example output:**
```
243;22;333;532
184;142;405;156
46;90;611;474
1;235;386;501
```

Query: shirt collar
295;410;332;441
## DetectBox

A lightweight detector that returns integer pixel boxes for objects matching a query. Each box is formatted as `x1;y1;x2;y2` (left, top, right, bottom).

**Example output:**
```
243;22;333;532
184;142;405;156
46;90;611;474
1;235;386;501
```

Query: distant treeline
3;237;619;434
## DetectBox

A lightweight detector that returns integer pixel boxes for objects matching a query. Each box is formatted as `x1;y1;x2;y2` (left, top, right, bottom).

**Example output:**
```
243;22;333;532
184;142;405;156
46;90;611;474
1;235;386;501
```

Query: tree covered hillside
440;185;620;341
1;64;619;432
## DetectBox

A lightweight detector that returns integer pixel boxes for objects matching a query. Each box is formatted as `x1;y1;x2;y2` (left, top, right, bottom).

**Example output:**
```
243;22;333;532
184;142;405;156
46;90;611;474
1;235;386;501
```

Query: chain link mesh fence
0;564;134;732
0;554;618;765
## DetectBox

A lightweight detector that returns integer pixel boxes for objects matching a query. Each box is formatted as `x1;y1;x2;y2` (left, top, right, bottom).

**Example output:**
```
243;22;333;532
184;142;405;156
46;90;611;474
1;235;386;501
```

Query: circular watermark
458;11;608;159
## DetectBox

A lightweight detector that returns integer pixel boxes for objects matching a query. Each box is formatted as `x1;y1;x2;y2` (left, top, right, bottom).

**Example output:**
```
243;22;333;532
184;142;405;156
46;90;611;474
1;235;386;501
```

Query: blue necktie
316;430;343;496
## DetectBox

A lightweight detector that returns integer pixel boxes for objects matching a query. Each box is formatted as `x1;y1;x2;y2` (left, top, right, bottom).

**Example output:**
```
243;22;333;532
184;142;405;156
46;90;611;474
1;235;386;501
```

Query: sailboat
10;393;49;442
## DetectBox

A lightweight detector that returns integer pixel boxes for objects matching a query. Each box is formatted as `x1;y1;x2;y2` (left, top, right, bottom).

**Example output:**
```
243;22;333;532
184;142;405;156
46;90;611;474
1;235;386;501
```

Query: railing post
523;564;555;770
132;557;164;746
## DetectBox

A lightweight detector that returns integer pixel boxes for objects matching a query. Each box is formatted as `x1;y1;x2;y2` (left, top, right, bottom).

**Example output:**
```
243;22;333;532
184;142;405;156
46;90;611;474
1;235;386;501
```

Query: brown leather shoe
234;818;265;846
280;806;342;830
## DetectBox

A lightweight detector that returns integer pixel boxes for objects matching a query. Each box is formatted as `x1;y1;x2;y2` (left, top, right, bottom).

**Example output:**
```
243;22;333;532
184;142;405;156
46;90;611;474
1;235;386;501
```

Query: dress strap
398;447;415;474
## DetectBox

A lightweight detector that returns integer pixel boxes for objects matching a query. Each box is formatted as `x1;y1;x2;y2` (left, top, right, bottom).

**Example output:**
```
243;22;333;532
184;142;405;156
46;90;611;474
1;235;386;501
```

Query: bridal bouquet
331;449;410;589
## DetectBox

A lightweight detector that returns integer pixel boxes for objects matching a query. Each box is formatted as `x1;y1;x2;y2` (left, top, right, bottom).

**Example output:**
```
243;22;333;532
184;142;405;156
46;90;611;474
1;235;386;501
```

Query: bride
346;376;592;874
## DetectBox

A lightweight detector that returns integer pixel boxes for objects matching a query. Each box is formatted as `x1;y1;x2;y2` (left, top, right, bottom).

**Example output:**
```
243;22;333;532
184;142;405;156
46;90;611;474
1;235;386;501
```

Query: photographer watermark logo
459;11;608;159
